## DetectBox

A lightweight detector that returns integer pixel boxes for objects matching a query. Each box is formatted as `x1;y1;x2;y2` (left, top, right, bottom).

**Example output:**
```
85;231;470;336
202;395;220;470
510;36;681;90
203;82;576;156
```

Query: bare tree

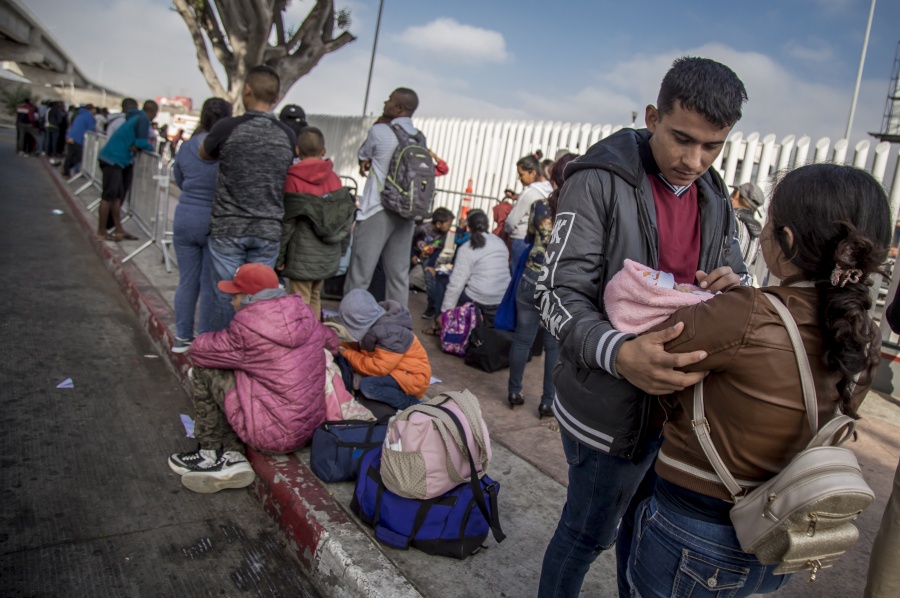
172;0;355;111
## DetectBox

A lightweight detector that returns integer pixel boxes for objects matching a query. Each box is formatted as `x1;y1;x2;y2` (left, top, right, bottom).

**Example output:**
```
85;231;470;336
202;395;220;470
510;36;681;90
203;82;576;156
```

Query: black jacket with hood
535;128;748;460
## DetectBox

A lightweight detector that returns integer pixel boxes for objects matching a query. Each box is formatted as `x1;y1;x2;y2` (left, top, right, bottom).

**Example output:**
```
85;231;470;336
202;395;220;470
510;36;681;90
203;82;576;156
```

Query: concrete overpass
0;0;123;109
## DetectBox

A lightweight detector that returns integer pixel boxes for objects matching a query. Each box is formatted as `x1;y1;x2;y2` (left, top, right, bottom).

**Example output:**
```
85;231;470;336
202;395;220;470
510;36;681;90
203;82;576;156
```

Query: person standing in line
278;104;308;138
278;126;356;319
535;56;749;597
105;98;139;137
62;104;96;177
344;88;422;308
626;164;889;596
866;288;900;597
504;154;553;271
730;181;765;269
170;97;233;354
45;101;66;163
506;153;577;417
96;100;158;242
198;65;297;331
15;97;38;156
94;108;109;134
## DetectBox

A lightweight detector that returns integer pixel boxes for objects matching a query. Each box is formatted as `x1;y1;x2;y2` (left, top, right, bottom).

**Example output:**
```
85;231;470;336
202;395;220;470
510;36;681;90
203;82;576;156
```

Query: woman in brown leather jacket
626;163;891;597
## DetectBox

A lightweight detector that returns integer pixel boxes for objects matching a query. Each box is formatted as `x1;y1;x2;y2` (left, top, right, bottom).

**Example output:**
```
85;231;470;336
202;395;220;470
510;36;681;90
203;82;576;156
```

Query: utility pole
362;0;385;117
845;0;877;140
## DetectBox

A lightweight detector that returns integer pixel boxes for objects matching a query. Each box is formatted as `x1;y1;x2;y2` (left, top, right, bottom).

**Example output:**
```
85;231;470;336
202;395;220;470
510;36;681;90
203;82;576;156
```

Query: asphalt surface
0;131;319;597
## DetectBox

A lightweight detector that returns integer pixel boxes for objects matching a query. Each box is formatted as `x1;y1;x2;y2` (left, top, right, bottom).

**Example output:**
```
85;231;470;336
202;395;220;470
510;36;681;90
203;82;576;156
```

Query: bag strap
435;391;490;470
761;293;818;432
690;292;819;500
433;405;506;543
395;403;471;484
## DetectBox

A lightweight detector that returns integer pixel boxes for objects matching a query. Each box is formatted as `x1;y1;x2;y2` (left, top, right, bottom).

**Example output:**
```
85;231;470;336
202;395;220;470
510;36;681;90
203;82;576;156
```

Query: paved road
0;130;319;597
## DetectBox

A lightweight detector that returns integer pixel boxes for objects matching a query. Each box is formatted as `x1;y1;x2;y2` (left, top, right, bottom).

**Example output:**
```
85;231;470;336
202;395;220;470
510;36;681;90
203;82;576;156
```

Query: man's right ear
644;105;659;133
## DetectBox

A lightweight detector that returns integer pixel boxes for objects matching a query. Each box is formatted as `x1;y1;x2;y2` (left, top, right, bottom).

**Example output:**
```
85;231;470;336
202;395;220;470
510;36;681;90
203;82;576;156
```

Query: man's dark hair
143;100;159;114
432;207;454;224
121;98;138;111
199;97;233;133
393;87;419;114
296;126;326;158
246;65;281;104
657;57;748;128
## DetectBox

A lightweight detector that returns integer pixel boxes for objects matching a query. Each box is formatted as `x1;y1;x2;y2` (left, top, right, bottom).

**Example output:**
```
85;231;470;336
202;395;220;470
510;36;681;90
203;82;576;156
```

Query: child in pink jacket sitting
168;263;338;494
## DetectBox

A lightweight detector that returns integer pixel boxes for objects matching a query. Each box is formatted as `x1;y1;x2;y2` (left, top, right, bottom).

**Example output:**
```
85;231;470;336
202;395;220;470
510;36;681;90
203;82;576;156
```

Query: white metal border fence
308;114;900;224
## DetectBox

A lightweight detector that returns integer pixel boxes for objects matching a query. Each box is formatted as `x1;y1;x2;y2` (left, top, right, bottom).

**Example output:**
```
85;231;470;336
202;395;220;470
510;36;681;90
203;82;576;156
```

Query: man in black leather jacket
536;57;749;598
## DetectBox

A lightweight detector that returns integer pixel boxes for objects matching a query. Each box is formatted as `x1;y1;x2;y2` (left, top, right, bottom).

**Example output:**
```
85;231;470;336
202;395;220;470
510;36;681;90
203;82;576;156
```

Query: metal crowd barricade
158;159;176;273
122;152;175;268
74;132;105;208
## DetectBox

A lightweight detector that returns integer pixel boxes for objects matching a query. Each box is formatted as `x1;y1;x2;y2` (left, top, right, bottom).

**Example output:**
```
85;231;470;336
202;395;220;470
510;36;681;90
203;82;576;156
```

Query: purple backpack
439;303;479;356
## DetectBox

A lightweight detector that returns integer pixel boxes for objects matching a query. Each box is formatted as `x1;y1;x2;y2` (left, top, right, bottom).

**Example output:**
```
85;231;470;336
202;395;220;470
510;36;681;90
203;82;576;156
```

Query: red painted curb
41;159;349;570
248;449;351;568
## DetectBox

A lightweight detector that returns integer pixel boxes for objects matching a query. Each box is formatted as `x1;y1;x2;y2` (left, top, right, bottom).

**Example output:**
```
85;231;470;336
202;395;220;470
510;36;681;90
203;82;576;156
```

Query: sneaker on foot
421;309;435;319
171;336;193;354
168;446;219;475
180;451;255;494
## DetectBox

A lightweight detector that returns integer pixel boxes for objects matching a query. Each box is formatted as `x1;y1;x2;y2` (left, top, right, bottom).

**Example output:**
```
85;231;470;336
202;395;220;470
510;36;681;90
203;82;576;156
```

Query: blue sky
26;0;900;147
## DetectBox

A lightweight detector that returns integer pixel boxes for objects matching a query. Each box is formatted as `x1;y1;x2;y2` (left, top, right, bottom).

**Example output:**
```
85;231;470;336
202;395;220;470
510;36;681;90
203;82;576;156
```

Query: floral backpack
439;303;479;357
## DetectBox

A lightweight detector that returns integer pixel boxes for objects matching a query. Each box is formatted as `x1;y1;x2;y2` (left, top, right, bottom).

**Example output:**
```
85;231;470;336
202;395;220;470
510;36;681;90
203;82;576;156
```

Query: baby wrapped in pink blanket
604;259;715;334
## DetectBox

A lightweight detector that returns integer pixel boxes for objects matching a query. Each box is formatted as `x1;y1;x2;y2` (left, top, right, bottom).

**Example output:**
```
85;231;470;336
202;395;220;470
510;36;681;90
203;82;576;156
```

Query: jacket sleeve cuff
588;327;636;379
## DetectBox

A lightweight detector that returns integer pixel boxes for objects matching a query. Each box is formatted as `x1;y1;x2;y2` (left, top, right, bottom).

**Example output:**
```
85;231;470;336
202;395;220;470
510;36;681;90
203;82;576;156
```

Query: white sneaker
180;451;255;494
168;446;218;475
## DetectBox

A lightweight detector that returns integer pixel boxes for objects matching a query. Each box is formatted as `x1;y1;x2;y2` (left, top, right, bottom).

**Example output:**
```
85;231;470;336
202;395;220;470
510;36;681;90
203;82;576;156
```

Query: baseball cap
279;104;306;123
731;182;765;210
217;263;279;295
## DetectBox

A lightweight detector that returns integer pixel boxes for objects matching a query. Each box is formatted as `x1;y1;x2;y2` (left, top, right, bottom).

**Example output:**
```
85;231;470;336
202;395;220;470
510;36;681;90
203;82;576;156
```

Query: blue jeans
627;496;790;597
538;433;661;598
208;236;279;331
507;272;558;403
172;204;214;339
359;376;419;410
423;267;436;313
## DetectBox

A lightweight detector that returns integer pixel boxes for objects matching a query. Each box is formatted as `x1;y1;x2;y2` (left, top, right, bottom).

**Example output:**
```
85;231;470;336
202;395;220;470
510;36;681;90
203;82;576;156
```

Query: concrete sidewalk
40;152;900;597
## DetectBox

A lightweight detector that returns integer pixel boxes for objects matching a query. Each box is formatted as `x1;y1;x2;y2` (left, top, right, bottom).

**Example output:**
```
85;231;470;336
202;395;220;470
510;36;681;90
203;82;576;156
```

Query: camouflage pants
190;367;244;454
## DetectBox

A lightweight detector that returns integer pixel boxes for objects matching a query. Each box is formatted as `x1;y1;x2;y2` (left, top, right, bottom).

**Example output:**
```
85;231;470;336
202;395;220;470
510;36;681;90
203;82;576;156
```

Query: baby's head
338;289;386;341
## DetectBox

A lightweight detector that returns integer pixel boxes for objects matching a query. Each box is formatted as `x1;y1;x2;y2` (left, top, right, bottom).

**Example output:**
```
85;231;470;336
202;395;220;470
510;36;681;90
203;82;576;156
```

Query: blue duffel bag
310;418;389;483
350;406;506;559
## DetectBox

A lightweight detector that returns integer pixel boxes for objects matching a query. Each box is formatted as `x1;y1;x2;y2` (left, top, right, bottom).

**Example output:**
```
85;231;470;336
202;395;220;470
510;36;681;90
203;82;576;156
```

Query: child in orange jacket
338;289;431;410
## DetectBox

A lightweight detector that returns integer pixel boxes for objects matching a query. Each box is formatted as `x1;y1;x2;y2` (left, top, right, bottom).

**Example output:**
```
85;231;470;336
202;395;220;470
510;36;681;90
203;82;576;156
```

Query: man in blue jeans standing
534;57;750;597
200;65;296;331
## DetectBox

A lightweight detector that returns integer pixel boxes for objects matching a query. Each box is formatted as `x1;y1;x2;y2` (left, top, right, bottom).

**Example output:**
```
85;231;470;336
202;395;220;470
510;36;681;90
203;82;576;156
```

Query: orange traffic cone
461;178;473;218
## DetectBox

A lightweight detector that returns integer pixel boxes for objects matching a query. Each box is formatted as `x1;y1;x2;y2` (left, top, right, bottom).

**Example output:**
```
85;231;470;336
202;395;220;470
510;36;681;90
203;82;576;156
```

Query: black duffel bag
464;322;516;372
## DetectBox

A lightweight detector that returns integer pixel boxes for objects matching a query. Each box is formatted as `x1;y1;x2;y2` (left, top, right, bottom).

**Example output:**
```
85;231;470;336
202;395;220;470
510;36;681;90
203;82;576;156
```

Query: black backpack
381;124;435;220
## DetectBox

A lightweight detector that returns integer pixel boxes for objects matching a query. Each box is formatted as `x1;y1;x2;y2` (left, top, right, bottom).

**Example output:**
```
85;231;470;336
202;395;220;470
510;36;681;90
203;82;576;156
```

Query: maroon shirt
649;177;700;284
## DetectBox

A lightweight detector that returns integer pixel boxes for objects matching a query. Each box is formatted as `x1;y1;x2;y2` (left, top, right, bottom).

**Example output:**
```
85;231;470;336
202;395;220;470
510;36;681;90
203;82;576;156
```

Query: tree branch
198;1;235;71
322;30;354;54
172;0;227;97
273;0;286;46
285;0;328;53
